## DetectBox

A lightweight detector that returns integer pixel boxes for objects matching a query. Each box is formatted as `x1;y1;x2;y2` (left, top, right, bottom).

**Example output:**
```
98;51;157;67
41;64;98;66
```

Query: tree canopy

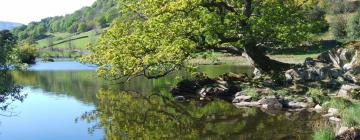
84;0;327;80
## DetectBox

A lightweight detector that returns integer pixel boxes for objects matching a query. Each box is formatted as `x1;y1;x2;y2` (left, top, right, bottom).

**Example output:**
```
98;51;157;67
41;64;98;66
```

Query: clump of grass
244;88;259;101
307;87;330;104
322;97;352;110
313;128;335;140
341;103;360;126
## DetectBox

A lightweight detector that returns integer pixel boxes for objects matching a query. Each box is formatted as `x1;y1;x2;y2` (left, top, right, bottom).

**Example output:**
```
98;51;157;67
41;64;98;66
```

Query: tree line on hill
11;0;118;41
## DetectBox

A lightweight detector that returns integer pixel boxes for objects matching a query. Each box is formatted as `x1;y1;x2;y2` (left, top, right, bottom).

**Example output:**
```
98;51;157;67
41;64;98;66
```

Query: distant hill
11;0;118;41
0;21;23;30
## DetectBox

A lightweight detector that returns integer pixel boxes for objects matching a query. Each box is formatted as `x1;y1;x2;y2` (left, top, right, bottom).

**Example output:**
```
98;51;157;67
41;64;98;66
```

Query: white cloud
0;0;96;24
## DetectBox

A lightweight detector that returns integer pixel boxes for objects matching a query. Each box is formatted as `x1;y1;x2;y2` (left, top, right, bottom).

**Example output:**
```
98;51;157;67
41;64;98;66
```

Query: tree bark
243;41;294;74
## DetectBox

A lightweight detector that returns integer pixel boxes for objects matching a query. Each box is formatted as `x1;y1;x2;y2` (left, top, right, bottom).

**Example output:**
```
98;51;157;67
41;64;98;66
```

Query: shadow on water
0;71;26;116
77;89;325;140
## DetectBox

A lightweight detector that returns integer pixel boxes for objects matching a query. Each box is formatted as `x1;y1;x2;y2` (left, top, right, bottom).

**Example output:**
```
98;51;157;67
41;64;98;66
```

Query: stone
329;116;341;123
285;69;301;81
314;104;323;112
337;127;350;136
233;102;260;108
328;108;339;115
232;95;252;103
337;84;360;99
258;96;283;110
336;127;360;140
174;96;186;101
287;101;308;108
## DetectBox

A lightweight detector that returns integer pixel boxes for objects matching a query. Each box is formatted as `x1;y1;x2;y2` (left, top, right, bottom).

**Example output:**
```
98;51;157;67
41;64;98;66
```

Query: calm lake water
0;61;324;140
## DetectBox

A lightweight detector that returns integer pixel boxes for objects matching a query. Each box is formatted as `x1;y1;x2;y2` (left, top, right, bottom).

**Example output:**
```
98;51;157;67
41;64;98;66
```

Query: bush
17;42;37;64
347;10;360;39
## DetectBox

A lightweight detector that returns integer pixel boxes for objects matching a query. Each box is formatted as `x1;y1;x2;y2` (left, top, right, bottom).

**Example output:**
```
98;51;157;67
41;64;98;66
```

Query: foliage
16;42;38;64
11;0;118;41
84;0;327;80
0;30;17;69
313;128;335;140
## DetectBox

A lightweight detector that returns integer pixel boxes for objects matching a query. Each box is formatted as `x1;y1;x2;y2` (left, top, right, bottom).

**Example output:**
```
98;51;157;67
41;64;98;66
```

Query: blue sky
0;0;96;24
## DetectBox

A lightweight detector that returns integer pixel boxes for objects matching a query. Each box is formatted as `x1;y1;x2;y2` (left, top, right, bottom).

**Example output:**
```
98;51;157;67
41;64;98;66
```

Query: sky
0;0;96;24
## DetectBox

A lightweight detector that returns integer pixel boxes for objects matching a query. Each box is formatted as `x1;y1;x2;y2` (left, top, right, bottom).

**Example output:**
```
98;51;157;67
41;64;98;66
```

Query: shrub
331;16;348;39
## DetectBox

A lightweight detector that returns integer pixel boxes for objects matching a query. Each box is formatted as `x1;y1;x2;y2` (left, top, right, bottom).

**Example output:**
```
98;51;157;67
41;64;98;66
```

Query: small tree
331;16;348;39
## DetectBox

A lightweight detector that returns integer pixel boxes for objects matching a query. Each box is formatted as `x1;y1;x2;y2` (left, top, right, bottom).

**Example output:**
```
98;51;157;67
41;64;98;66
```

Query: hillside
11;0;117;41
0;21;22;30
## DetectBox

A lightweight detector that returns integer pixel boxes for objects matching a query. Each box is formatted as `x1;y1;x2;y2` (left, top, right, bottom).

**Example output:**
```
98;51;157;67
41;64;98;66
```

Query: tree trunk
243;41;294;74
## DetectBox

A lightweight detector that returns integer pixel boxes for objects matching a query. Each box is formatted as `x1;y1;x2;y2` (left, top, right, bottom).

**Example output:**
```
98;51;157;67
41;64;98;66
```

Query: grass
243;88;260;101
36;30;101;50
313;128;335;140
341;103;360;126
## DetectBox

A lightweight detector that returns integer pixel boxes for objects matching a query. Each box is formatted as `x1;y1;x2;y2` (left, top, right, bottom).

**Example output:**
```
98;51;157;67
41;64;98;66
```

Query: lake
0;61;325;140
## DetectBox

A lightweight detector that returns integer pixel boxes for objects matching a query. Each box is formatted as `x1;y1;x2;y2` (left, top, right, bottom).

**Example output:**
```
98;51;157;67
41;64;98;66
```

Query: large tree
84;0;327;80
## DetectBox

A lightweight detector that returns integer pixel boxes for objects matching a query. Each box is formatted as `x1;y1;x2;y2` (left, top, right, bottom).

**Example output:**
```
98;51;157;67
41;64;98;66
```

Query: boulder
258;96;283;110
286;101;308;108
233;102;260;108
337;84;360;99
329;116;341;123
174;96;186;102
314;104;324;112
232;95;252;103
336;127;360;140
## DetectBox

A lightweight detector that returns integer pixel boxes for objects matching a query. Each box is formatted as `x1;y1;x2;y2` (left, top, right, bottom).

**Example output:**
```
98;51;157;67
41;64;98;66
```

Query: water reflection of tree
0;71;26;116
79;89;321;140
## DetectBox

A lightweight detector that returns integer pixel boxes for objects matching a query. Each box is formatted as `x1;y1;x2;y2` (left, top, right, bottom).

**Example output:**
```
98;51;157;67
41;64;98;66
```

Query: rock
287;101;308;108
232;95;252;103
253;68;262;79
337;84;360;99
328;108;339;115
285;69;302;81
323;108;338;117
233;102;260;108
337;127;350;136
174;96;186;101
197;86;230;98
329;116;341;123
314;104;323;112
258;96;283;110
336;127;360;140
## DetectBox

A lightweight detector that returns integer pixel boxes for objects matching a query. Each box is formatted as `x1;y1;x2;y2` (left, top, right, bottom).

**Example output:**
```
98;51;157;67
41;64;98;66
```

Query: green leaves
84;0;326;80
